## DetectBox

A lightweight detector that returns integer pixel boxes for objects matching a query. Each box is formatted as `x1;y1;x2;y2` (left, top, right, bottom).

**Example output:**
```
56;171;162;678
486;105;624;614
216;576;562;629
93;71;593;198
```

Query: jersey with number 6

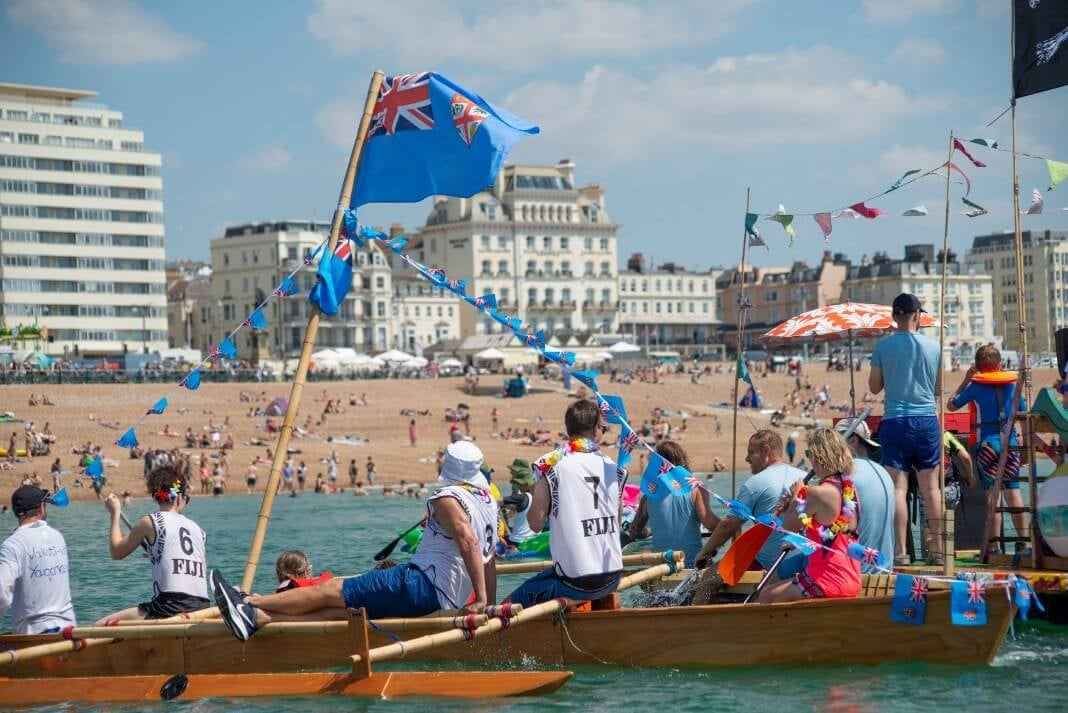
545;451;623;579
412;485;498;609
148;511;208;598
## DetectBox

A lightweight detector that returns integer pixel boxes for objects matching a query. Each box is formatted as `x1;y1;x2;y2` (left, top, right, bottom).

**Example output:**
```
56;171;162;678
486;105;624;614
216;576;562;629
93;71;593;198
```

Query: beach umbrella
439;357;463;368
595;351;614;361
376;349;414;363
607;341;641;353
403;356;429;369
760;302;938;415
474;347;506;361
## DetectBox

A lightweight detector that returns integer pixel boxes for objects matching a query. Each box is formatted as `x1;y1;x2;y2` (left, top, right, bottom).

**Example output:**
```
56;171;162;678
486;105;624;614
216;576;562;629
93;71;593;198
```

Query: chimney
626;252;644;273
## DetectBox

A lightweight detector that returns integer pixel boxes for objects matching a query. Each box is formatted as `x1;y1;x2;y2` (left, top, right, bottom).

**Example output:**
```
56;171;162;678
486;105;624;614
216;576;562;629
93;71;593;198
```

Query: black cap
891;293;926;315
11;485;48;518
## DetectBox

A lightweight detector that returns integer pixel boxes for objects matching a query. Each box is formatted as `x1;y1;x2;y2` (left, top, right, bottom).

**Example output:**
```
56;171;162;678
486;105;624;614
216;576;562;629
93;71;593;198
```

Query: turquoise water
12;490;1068;712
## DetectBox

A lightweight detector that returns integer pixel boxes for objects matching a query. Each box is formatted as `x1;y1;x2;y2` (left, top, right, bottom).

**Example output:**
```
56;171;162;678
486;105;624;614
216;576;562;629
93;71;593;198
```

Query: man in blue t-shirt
835;418;895;573
947;344;1029;551
869;293;942;566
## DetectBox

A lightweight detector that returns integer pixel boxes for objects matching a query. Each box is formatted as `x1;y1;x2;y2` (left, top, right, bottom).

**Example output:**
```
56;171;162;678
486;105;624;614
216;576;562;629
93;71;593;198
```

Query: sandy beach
2;365;1058;503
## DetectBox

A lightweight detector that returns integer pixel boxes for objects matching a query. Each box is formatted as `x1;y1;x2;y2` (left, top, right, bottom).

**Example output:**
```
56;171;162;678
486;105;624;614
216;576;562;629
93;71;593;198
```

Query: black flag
1014;0;1068;98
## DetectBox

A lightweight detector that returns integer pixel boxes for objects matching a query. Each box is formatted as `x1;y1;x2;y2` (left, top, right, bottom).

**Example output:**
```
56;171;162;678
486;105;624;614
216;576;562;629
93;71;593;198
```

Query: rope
558;612;612;666
367;620;401;642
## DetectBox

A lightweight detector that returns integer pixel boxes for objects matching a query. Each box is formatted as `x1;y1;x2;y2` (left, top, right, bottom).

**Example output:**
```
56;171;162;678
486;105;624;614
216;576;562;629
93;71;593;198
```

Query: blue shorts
878;416;941;472
507;567;621;607
341;564;441;618
777;553;807;579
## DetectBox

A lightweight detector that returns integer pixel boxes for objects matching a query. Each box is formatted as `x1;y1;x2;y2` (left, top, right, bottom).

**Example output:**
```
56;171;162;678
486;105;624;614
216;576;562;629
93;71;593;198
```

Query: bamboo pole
0;636;113;668
241;70;385;592
495;550;677;575
936;130;955;578
730;188;752;498
355;559;679;665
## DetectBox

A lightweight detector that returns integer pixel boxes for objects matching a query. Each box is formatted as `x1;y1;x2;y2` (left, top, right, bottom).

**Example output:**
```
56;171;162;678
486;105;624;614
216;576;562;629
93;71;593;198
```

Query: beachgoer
95;465;209;623
211;471;225;496
626;440;719;567
869;293;943;566
245;462;258;494
693;430;805;604
786;434;797;464
947;345;1029;552
409;419;418;447
366;456;376;485
348;459;358;487
0;485;76;633
282;458;294;492
502;459;537;545
759;428;861;602
327;457;338;486
50;458;62;492
274;550;332;593
506;400;623;607
297;461;307;490
835;418;895;573
212;441;498;640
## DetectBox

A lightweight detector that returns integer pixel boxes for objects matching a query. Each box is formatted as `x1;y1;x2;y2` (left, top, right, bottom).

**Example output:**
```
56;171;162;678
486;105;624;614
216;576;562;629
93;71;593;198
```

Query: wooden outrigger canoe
0;590;1013;678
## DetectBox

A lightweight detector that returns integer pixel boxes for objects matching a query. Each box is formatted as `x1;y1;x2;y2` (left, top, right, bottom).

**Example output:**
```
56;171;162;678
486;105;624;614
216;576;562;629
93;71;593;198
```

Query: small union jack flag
659;458;673;475
910;577;929;603
967;580;985;604
448;278;466;294
208;344;221;359
620;430;641;453
598;400;612;418
426;266;446;281
861;547;880;567
685;476;705;491
369;73;435;138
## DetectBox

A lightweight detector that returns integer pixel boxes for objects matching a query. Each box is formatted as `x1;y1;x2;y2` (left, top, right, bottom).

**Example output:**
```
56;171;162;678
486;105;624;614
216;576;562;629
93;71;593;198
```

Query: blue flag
572;370;599;392
951;580;988;626
84;456;104;479
352;72;539;207
309;238;354;316
273;276;299;298
216;337;238;361
781;531;819;555
890;575;928;625
737;354;753;387
1012;577;1044;621
598;395;627;426
465;293;497;312
640;453;668;502
543;349;575;367
387;236;409;253
660;464;693;497
182;369;201;391
116;428;138;449
245;308;268;330
146;397;168;415
846;542;888;572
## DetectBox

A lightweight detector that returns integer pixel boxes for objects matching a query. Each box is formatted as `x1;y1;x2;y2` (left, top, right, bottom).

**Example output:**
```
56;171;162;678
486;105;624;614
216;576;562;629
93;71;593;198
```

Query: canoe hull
0;670;572;705
0;592;1012;675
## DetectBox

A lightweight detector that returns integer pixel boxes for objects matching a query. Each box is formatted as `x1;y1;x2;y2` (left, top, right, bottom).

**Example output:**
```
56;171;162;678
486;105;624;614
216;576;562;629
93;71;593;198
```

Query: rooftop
222;220;331;238
0;82;98;103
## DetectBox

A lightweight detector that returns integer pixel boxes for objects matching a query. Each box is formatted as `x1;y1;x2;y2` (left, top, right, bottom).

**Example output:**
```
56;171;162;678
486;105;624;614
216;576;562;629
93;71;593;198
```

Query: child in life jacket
274;550;333;592
947;345;1029;553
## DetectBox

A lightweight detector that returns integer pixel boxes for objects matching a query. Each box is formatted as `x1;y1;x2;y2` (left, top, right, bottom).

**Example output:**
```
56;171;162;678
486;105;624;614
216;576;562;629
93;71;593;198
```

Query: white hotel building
400;160;620;339
0;82;167;357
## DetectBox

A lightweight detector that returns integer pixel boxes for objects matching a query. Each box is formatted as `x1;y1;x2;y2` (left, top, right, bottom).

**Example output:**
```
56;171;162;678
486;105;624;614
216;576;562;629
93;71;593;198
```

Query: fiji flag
890;575;928;625
951;579;987;626
640;453;668;503
352;73;539;207
309;238;354;316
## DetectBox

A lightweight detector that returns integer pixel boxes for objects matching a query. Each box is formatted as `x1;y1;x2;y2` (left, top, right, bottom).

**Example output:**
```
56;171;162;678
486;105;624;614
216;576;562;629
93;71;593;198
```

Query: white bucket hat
438;441;488;488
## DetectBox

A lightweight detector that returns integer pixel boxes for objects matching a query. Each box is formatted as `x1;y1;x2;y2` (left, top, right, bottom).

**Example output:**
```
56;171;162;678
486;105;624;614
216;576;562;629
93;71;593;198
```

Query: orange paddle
717;523;771;585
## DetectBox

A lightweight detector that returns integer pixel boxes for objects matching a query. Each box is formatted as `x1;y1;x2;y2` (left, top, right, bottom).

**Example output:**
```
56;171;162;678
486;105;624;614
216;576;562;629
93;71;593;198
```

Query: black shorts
247;477;256;487
138;592;211;619
213;486;223;496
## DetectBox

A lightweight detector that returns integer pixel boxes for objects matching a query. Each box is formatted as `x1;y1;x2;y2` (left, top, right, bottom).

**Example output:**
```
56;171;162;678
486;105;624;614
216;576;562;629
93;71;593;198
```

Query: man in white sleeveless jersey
96;464;210;623
212;441;498;642
507;400;623;606
0;485;76;633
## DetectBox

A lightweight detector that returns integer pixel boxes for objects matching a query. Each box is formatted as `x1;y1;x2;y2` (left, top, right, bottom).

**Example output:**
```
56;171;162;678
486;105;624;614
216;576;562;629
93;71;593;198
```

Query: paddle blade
717;524;772;585
47;487;69;508
373;536;403;561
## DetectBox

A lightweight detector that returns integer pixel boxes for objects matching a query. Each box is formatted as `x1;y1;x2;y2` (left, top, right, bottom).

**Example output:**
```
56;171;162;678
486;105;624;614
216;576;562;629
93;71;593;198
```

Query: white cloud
878;144;947;176
6;0;200;64
242;145;292;173
495;46;952;165
889;37;947;65
306;0;754;71
862;0;961;23
315;100;359;150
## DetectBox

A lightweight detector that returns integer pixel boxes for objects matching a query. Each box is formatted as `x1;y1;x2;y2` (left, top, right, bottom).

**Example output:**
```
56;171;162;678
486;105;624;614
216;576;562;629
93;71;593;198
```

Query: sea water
14;486;1068;713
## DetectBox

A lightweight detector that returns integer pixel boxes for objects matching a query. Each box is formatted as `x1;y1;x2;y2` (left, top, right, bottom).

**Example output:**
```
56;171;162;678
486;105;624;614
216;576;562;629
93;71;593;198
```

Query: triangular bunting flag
953;138;987;168
658;464;693;497
182;369;201;391
968;138;998;149
1023;188;1044;215
116;427;139;449
446;278;467;296
572;370;599;392
737;354;753;387
341;208;362;246
846;542;887;570
388;236;410;253
848;202;886;220
490;309;522;331
521;329;546;350
640;453;669;502
468;293;497;312
813;213;832;242
889;575;928;625
1048;159;1068;192
598;395;627;426
309;238;355;316
961;197;988;218
146;397;168;415
951;580;987;626
246;308;268;330
744;212;766;248
218;337;238;360
84;456;104;479
902;205;928;217
767;205;795;246
780;531;819;555
543;349;575;366
273;276;299;298
887;169;922;193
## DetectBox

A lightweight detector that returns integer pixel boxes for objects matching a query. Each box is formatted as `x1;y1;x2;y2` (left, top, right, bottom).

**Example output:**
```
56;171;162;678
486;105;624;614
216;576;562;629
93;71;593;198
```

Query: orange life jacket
967;371;1018;446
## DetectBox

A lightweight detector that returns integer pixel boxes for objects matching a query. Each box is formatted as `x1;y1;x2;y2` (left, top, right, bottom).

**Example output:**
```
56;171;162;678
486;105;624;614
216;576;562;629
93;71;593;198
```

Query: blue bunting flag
951;580;988;626
781;531;819;555
889;574;928;625
640;453;669;502
724;499;753;521
543;349;575;366
182;369;201;391
387;236;409;253
116;427;139;449
1012;576;1044;621
245;308;268;330
446;278;467;296
598;394;627;425
273;276;299;298
467;293;497;312
490;309;522;331
659;464;693;496
571;370;599;392
846;542;887;570
146;397;168;415
309;238;354;316
84;456;104;479
217;337;238;360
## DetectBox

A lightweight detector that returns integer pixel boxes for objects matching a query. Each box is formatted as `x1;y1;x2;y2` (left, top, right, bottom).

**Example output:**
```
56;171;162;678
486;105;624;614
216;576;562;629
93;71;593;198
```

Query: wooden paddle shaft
495;550;679;575
0;634;114;667
358;560;679;665
240;69;386;593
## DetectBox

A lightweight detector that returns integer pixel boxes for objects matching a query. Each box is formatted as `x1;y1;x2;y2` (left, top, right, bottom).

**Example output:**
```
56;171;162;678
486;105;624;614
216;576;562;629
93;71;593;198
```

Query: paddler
212;441;498;641
274;550;333;592
505;400;623;606
96;464;210;623
502;459;538;547
947;345;1029;554
0;485;76;633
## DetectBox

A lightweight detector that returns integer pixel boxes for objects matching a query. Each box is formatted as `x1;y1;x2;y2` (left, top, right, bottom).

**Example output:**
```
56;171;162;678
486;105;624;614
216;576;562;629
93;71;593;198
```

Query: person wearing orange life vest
273;550;333;593
947;345;1029;553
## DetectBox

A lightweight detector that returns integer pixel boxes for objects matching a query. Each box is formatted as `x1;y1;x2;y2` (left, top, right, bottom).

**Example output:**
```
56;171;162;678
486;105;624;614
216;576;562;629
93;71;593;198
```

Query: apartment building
165;260;212;351
389;273;463;352
844;244;996;351
209;221;393;358
0;82;167;356
617;253;721;345
966;229;1068;354
401;159;619;339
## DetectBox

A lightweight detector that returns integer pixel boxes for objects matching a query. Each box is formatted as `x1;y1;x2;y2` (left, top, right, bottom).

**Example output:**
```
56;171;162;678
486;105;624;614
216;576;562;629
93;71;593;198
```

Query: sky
2;0;1067;270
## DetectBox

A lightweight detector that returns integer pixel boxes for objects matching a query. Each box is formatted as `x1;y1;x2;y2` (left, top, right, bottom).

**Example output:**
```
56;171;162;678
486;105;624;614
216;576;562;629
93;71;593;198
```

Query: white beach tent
607;341;641;353
439;357;463;368
473;347;506;362
376;349;414;363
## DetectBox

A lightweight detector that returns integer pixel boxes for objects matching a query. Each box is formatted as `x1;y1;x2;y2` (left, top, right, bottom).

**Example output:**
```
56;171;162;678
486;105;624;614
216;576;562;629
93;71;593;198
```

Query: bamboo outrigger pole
241;71;385;592
936;130;955;577
730;188;752;498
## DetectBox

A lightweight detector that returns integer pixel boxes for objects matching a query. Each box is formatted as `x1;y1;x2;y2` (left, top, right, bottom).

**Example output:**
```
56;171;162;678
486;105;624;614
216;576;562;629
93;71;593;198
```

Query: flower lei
154;480;185;503
532;438;600;477
795;474;856;545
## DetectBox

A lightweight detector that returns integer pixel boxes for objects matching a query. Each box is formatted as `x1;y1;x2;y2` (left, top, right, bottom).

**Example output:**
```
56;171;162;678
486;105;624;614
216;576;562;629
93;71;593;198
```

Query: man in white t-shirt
507;400;623;606
0;485;76;633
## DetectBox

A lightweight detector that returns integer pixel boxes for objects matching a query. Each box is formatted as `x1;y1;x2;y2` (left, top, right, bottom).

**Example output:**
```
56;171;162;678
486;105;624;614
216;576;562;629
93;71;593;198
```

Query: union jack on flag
598;400;612;418
620;430;641;454
208;344;221;359
659;458;673;475
369;73;435;138
967;580;986;604
448;278;466;293
861;547;881;567
473;295;488;309
910;577;929;603
333;237;353;263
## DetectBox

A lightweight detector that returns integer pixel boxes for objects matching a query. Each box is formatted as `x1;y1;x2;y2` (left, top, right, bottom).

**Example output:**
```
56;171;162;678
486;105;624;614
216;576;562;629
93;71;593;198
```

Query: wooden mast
730;188;751;498
241;71;385;591
936;130;954;577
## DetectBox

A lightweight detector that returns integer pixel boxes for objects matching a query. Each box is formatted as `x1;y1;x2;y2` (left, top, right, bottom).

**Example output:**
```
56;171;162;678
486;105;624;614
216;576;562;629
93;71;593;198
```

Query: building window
584;261;593;276
560;260;571;275
376;276;385;289
526;236;535;249
498;260;509;275
584;238;592;251
562;288;571;303
544;260;554;273
481;235;490;249
601;288;611;304
600;261;610;276
497;235;507;249
560;237;569;250
656;302;662;314
600;238;609;251
766;290;778;302
667;303;673;314
689;303;695;313
481;260;492;276
703;303;709;314
543;236;552;251
528;288;538;304
526;260;536;275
